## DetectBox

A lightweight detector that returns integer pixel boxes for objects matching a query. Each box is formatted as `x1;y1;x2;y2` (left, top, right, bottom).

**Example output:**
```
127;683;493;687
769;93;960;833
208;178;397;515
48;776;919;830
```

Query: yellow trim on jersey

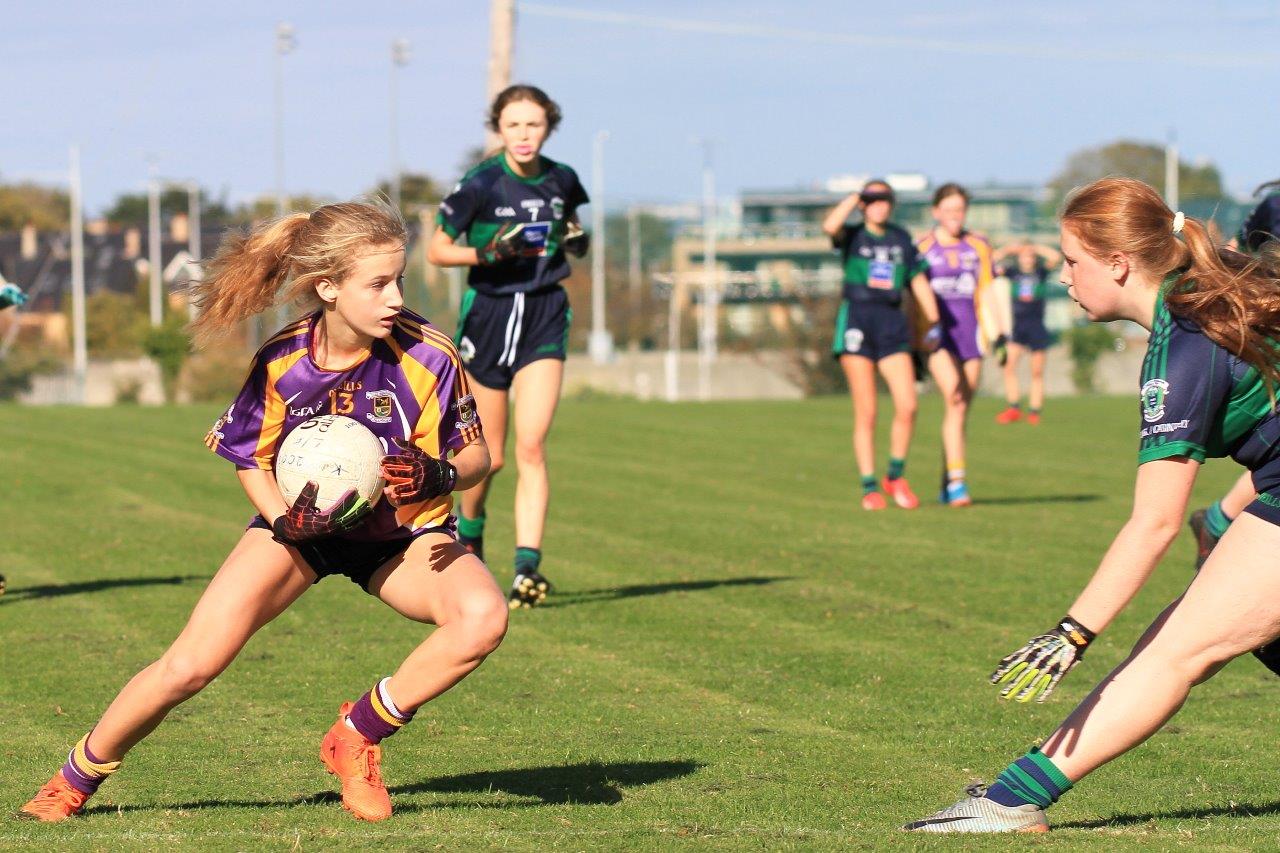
970;235;1001;350
261;318;310;349
252;348;309;469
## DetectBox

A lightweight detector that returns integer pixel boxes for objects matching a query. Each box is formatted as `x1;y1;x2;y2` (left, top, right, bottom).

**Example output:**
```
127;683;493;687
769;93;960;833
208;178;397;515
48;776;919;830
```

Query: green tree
0;181;70;230
83;291;146;357
142;313;193;403
373;172;444;218
1047;140;1224;210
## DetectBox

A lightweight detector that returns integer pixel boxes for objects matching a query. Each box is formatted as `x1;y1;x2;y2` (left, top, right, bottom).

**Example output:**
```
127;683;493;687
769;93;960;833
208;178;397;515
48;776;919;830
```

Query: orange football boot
995;407;1022;424
320;702;393;822
1026;411;1041;425
881;477;920;509
861;491;887;511
19;772;89;822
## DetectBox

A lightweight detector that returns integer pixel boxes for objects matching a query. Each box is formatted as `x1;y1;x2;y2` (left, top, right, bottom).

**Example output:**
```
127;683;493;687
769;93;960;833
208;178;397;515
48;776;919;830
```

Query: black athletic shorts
831;299;910;362
1012;306;1052;351
248;516;453;593
455;285;571;390
1244;458;1280;528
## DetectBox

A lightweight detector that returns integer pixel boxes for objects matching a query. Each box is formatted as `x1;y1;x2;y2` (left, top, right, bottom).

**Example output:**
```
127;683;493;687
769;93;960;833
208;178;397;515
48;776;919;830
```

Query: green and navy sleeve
436;174;489;240
1137;306;1234;464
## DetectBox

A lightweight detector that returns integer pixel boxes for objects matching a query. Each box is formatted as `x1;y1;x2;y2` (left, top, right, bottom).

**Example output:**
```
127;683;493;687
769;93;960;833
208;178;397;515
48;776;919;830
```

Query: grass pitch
0;395;1272;850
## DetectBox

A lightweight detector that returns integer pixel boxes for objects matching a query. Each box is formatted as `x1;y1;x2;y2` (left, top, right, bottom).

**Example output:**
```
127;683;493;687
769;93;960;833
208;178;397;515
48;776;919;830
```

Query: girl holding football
428;84;589;607
21;201;506;824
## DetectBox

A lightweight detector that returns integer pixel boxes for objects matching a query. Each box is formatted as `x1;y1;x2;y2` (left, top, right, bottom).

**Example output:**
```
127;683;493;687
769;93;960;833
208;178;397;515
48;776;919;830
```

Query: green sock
1205;500;1232;538
886;457;905;481
860;475;878;494
515;547;542;574
986;747;1072;809
457;513;486;541
1006;401;1022;410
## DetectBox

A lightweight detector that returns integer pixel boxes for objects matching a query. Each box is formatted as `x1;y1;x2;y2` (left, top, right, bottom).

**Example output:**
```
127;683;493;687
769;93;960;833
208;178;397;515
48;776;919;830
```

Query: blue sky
6;1;1278;214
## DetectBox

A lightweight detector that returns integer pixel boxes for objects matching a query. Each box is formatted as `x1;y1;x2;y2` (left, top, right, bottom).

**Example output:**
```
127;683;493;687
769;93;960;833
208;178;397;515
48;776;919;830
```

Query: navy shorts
1012;307;1052;351
249;516;452;593
1244;458;1280;527
455;285;571;390
832;300;910;362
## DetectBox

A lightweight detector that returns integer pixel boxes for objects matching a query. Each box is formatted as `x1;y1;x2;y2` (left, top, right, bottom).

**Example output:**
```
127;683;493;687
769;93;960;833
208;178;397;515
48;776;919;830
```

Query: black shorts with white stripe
453;285;572;390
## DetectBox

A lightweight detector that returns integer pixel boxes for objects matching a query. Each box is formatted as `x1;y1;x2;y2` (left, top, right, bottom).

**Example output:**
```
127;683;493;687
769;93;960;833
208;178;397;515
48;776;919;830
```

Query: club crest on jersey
455;394;478;430
550;196;564;220
366;390;394;424
1141;378;1169;423
844;328;864;353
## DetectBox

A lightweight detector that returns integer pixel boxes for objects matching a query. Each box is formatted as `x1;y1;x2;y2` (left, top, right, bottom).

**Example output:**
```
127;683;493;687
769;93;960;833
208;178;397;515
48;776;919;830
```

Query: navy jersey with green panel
832;222;928;306
437;154;589;295
1136;292;1280;514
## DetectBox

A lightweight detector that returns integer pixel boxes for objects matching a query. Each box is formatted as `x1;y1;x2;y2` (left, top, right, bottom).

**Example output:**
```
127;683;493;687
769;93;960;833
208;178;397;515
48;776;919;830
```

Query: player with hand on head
428;84;589;608
20;201;506;824
822;180;941;511
992;240;1061;425
918;184;1004;506
907;178;1280;832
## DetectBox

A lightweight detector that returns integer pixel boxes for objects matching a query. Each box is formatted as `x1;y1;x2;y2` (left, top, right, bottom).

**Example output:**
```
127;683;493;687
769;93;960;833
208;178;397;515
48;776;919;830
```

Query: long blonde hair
1062;177;1280;388
190;201;405;345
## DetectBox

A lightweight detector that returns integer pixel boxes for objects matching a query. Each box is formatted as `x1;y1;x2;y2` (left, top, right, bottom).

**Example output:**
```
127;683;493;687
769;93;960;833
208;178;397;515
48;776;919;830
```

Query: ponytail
1063;177;1280;391
189;201;406;346
190;213;309;345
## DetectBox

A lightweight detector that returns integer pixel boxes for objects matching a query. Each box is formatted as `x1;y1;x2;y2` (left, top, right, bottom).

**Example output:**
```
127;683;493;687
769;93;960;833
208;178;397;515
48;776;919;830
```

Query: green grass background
0;396;1272;851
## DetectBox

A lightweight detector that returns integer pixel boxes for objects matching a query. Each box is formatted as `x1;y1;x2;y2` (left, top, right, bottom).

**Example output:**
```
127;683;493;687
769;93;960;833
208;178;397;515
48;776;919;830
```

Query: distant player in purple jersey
21;202;505;824
992;241;1061;426
428;85;589;606
917;184;1004;506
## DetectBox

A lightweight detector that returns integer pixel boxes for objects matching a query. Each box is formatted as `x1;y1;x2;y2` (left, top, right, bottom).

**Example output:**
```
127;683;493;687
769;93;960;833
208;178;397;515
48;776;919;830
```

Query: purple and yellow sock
347;677;414;744
61;732;121;795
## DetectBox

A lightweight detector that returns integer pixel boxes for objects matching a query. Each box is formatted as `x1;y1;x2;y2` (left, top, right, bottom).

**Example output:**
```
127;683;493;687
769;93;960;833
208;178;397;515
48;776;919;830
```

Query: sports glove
922;323;943;353
271;481;372;544
563;221;590;258
0;283;27;310
380;437;458;506
992;334;1009;367
477;222;524;266
991;615;1096;703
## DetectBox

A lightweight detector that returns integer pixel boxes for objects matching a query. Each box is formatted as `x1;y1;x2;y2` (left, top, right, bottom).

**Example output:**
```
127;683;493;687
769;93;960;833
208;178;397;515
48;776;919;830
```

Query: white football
275;415;385;511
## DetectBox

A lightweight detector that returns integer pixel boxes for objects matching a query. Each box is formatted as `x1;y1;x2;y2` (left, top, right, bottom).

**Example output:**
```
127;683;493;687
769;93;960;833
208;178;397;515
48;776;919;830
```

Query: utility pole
486;0;515;150
588;130;613;363
188;182;201;320
274;22;296;217
1164;129;1179;212
697;139;717;400
628;205;641;352
148;171;163;326
390;38;411;213
70;146;87;397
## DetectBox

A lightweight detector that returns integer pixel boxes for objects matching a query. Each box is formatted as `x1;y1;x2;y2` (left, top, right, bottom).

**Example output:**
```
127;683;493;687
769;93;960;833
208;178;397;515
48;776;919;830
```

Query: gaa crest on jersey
550;196;565;220
455;394;478;430
458;336;476;364
365;390;394;424
1141;378;1169;423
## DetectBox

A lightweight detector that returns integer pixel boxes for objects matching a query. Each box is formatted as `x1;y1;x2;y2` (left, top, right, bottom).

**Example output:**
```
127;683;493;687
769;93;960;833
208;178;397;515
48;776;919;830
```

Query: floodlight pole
588;130;613;363
148;171;163;326
188;182;201;320
696;139;717;400
628;205;641;352
70;145;87;395
390;39;411;212
1164;129;1179;211
274;22;295;217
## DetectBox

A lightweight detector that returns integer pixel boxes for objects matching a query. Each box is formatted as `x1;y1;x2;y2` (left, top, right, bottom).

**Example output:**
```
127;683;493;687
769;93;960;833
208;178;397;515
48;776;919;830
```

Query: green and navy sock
458;513;485;547
1005;400;1022;410
1205;500;1233;539
985;747;1072;809
860;474;879;495
886;457;906;482
515;546;542;575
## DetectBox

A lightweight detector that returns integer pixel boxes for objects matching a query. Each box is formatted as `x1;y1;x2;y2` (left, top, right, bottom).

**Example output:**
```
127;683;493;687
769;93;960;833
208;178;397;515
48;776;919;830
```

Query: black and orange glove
380;437;457;506
477;222;524;266
990;615;1096;703
271;481;372;544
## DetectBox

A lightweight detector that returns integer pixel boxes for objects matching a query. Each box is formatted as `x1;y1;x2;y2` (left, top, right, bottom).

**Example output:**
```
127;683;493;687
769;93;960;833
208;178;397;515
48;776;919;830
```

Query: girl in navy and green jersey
821;180;941;511
908;178;1280;834
428;85;589;607
992;241;1061;425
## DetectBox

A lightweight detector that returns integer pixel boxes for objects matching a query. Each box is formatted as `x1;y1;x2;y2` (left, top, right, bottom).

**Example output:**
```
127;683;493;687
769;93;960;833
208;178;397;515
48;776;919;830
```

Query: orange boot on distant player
19;773;90;822
1026;409;1041;425
320;702;393;822
995;405;1022;424
882;476;920;509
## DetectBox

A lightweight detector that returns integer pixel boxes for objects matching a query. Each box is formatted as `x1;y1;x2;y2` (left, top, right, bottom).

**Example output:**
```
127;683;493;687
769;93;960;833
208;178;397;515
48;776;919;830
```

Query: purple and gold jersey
919;231;999;353
205;308;481;541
